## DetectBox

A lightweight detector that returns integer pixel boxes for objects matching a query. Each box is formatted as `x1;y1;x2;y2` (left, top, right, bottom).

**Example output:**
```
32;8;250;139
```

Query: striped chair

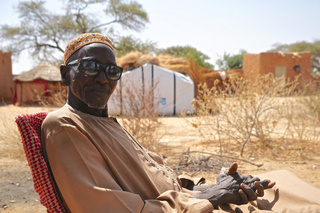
15;112;68;213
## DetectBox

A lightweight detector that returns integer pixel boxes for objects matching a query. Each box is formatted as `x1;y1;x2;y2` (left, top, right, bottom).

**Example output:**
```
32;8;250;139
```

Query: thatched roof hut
13;64;63;105
14;64;61;82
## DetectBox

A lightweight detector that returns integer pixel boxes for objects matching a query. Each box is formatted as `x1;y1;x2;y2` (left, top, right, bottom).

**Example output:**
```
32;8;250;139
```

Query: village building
13;64;62;105
201;51;313;91
243;51;312;86
0;51;14;102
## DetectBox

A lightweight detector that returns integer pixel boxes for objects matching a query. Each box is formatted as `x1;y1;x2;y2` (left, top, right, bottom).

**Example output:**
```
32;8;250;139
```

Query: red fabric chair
15;112;68;213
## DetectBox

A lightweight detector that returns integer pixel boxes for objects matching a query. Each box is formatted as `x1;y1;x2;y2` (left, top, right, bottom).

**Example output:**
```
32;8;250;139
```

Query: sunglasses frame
67;58;123;81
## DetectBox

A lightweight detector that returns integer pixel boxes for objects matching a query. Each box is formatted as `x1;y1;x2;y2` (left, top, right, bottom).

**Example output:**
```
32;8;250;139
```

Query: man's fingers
260;179;270;187
267;181;276;188
254;181;264;197
227;162;238;175
246;175;254;179
219;167;229;176
238;189;248;204
260;179;276;189
217;167;229;182
246;176;260;184
217;162;238;182
241;183;257;201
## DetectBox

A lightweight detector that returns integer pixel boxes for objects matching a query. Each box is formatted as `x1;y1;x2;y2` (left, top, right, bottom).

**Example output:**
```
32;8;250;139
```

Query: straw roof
116;51;189;74
14;64;61;82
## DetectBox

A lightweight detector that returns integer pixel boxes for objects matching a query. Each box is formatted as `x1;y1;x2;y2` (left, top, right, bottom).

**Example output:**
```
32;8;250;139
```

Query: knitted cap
64;33;114;64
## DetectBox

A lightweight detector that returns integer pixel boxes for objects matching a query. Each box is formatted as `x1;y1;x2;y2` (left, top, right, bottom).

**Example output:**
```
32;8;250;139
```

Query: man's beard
72;86;111;109
83;93;109;109
84;94;109;109
70;80;113;110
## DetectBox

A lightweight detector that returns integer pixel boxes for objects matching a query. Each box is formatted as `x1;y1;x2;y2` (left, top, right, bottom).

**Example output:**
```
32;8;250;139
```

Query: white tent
108;64;194;116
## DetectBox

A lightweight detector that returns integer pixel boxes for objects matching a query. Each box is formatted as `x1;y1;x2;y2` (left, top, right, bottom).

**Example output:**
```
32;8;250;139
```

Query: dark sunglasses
67;59;123;81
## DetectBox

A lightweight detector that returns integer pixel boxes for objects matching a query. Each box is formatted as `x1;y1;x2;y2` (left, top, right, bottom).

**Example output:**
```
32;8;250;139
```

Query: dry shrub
278;84;320;159
111;81;164;152
38;86;67;107
299;86;320;121
189;74;320;159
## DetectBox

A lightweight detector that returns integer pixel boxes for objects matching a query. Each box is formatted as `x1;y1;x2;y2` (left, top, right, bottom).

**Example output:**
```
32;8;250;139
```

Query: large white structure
108;64;195;116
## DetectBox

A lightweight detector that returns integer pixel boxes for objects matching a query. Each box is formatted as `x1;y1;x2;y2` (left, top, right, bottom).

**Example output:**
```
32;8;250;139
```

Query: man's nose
95;70;109;84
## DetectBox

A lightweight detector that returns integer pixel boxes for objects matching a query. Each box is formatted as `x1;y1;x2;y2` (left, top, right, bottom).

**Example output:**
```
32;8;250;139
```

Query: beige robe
42;104;320;213
41;104;213;213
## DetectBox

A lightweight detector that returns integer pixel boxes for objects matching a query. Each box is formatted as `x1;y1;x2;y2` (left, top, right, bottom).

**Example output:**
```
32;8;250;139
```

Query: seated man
41;33;318;213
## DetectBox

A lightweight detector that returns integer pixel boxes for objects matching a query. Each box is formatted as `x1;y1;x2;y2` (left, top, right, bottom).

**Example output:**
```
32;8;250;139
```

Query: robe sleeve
42;124;213;213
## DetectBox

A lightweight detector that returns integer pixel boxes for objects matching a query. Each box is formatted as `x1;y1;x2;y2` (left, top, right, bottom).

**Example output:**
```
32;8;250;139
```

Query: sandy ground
0;105;319;212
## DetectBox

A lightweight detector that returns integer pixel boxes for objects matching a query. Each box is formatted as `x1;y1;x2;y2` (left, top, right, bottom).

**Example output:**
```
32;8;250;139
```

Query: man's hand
219;163;276;197
193;163;276;207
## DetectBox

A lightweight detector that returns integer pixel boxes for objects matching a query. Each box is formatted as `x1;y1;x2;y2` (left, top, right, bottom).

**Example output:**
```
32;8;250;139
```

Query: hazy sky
0;0;319;74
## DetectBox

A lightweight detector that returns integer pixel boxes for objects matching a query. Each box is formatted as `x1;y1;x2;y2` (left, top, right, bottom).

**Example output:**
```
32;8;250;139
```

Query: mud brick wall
0;51;14;101
243;52;312;86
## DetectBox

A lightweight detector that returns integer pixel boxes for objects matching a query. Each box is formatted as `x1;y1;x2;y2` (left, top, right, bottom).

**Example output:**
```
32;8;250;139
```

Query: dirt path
0;158;46;213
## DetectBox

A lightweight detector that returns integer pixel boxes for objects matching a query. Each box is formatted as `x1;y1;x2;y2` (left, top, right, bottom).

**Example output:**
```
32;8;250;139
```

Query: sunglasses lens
80;59;122;80
82;60;98;76
107;66;122;80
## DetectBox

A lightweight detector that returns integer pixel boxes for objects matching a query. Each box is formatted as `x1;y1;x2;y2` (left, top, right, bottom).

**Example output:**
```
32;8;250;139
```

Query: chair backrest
15;112;68;213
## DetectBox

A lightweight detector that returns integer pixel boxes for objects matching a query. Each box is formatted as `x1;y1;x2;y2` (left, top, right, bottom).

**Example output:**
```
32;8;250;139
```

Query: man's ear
60;65;70;86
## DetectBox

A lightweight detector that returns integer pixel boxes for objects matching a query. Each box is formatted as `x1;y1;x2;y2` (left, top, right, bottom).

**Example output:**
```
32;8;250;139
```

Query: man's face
67;43;118;109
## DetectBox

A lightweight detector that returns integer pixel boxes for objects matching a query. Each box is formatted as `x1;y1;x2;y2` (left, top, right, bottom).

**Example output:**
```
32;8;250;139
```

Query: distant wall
0;51;14;102
243;54;261;82
260;52;312;83
243;52;312;86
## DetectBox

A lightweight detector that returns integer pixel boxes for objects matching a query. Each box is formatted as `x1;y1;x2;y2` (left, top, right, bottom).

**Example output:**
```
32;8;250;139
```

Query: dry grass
37;87;68;107
133;54;160;68
0;106;56;159
0;112;24;158
189;74;320;160
116;51;189;74
157;54;189;74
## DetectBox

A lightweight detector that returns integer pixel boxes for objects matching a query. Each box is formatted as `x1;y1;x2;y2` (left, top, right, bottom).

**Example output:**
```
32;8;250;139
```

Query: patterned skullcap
64;33;114;64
